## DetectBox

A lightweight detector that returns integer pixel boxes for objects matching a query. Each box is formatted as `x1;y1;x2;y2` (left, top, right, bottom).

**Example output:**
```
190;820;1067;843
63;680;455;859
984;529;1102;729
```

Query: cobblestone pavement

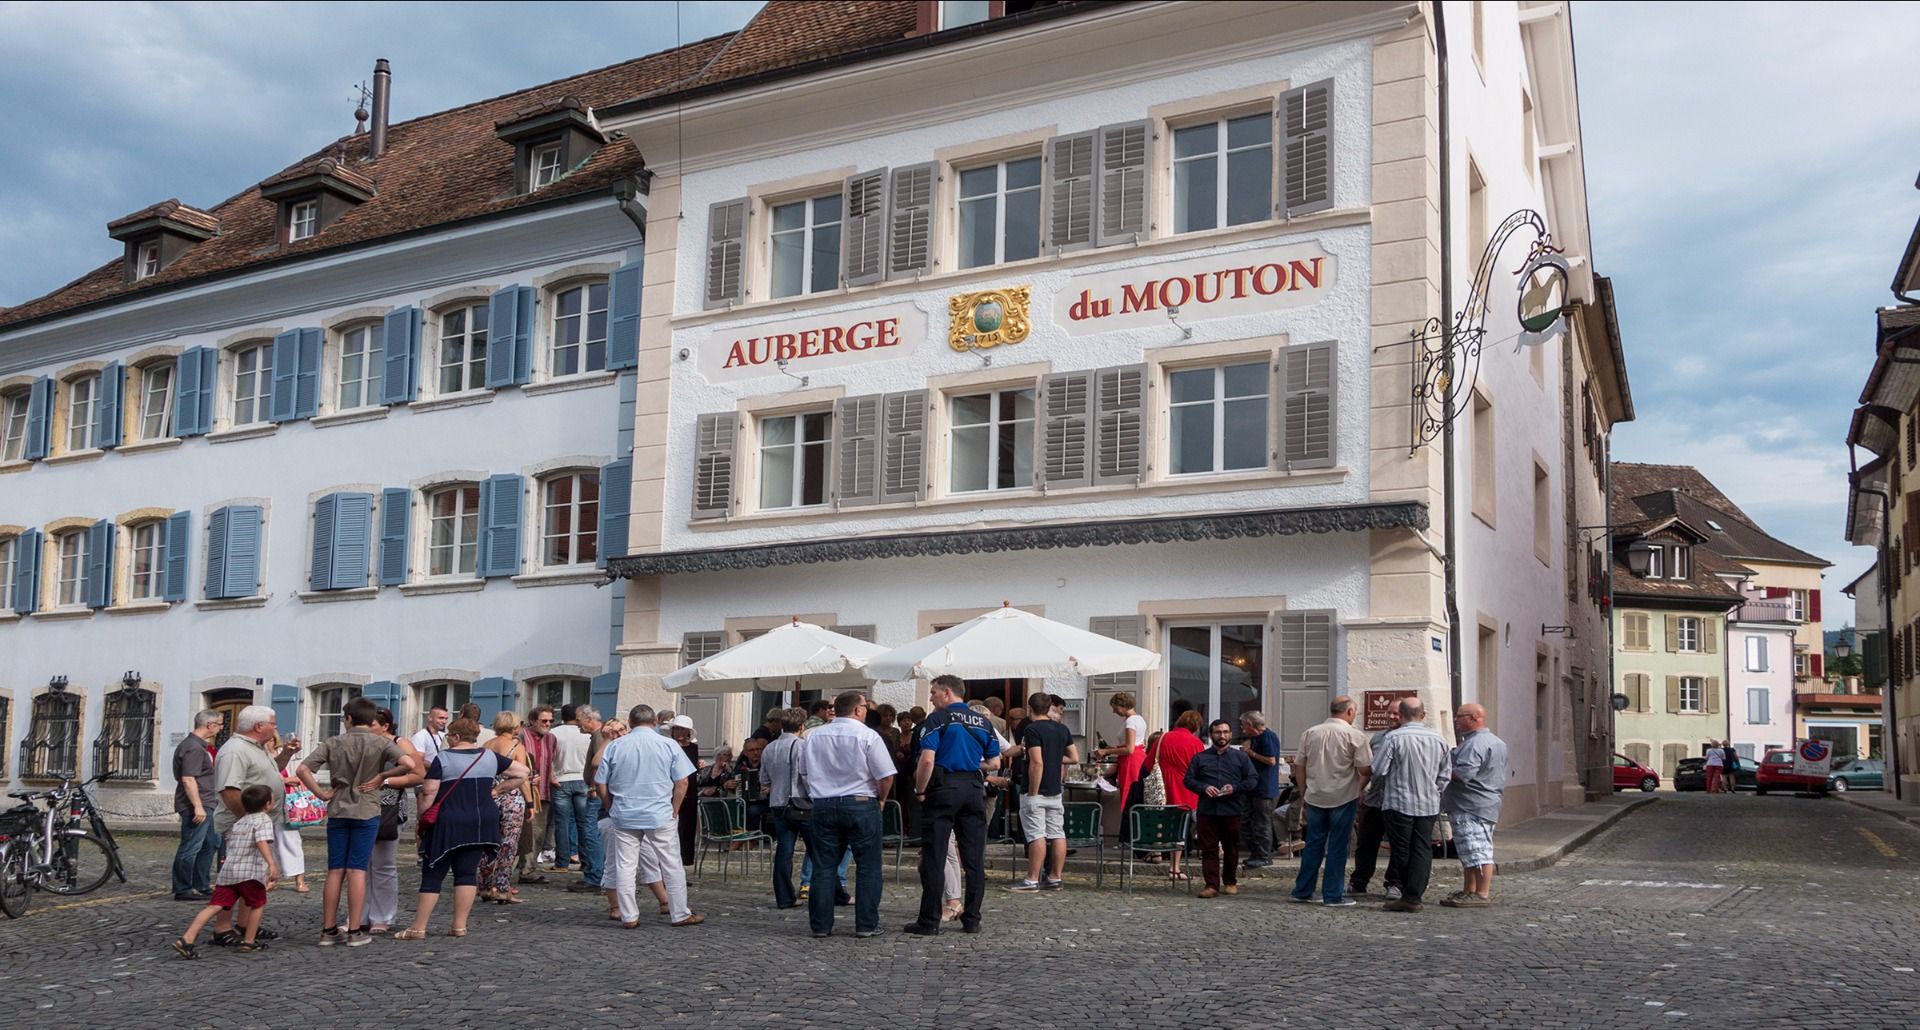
5;794;1920;1028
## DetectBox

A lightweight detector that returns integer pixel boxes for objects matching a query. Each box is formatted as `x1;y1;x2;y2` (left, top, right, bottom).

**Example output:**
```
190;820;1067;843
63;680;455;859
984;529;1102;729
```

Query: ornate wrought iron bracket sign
1409;209;1570;450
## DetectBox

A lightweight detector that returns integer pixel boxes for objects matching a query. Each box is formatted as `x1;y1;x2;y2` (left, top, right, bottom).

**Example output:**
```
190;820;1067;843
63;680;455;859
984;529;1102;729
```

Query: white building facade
1726;585;1797;760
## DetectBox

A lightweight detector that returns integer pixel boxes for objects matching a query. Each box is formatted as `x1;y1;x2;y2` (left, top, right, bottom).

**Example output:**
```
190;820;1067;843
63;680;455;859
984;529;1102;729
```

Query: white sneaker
1007;880;1043;892
1384;885;1403;901
537;849;556;865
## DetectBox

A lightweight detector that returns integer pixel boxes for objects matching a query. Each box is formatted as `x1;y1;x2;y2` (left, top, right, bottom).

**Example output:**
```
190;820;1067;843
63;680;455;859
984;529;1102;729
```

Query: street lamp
1835;642;1853;660
1625;541;1658;578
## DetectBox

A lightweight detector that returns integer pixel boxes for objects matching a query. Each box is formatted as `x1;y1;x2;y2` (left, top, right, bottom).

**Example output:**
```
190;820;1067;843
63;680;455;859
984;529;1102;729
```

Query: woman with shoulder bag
478;711;532;905
396;717;528;940
365;708;424;934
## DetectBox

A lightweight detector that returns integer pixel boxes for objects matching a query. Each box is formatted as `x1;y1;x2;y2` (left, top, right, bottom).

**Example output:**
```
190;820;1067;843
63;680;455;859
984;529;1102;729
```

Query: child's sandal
170;938;200;959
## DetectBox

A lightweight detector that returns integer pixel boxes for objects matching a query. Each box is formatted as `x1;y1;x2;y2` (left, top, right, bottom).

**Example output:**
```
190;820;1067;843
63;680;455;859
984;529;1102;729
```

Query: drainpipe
1434;1;1463;714
1857;468;1900;800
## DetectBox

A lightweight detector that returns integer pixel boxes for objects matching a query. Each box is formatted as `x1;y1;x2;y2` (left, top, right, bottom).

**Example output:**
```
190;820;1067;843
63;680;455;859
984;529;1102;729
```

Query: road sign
1792;737;1834;779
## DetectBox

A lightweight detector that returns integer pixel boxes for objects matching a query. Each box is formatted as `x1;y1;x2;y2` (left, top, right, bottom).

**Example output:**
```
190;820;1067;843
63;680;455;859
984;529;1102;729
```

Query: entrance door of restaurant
203;688;255;751
963;678;1025;715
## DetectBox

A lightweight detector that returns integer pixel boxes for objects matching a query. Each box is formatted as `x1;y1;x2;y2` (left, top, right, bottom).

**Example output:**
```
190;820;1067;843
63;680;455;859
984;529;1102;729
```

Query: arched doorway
203;688;255;751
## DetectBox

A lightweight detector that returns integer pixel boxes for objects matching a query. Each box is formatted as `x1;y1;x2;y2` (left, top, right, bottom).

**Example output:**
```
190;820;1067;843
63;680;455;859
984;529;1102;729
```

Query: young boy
173;784;278;957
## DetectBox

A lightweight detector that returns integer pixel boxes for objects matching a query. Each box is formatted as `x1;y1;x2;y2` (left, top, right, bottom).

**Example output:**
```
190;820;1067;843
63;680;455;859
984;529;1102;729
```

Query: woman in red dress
1155;710;1207;882
1093;693;1148;850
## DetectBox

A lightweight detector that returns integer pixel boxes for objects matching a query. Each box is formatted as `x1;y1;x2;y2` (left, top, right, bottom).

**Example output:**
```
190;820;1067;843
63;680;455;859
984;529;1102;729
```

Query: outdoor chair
694;797;771;883
1062;801;1106;888
1123;805;1192;896
880;799;922;882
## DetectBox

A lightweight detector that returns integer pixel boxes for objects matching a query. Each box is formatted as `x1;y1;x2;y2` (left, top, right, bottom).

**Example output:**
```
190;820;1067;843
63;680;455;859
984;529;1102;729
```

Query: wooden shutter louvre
1664;614;1680;653
330;492;372;590
97;361;125;450
161;511;190;602
1039;371;1093;490
309;494;338;593
842;168;889;287
1701;618;1718;655
590;672;621;721
704;199;748;309
171;354;203;438
1087;617;1143;689
1273;609;1337;748
204;507;230;599
471;677;512;723
378;488;410;586
11;528;40;614
486;285;535;388
1279;341;1337;470
1706;676;1722;715
381;306;423;404
1044;131;1095;254
606;259;643;371
1093;365;1146;485
597;456;632;568
222;505;263;599
1095;120;1150;246
191;349;218;435
477;474;523;578
834;395;881;508
270;685;300;740
881;391;928;504
1279;79;1335;216
294;327;323;418
692;413;737;520
83;518;113;609
1635;673;1652;713
1665;675;1681;714
885;163;936;280
24;375;53;460
269;329;303;422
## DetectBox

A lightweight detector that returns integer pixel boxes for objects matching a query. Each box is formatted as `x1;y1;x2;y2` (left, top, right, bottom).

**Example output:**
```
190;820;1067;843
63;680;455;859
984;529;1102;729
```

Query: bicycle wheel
0;841;31;918
41;833;112;896
86;808;127;883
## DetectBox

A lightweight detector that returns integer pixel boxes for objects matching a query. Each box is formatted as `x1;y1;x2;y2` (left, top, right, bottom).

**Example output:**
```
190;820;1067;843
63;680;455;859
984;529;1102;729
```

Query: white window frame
138;362;174;441
1163;620;1268;724
437;303;489;395
230;342;273;427
2;389;28;461
768;192;843;300
288;200;319;242
1676;616;1701;653
1745;635;1768;673
1747;687;1770;726
1165;360;1269;477
1794;652;1810;678
1645;545;1664;579
549;280;609;378
54;529;87;608
128;521;165;602
426;483;482;578
529;678;591;711
0;535;16;611
135;240;161;280
1678;676;1705;714
1670;546;1692;579
336;324;384;411
312;685;362;741
939;0;990;29
955;153;1043;270
1170;110;1274;236
66;374;98;452
948;386;1036;494
530;142;564;190
1790;589;1808;623
417;681;471;718
540;470;600;568
757;411;833;511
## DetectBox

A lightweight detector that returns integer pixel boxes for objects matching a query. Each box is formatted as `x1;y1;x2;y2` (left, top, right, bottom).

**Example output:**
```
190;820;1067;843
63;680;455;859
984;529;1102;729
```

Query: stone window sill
0;459;27;476
117;437;183;455
524;370;618;397
0;611;21;624
410;390;496;414
511;567;608;589
44;448;105;466
208;423;278;445
312;407;391;429
195;595;270;611
105;600;173;616
297;586;380;603
32;607;94;622
399;578;487;597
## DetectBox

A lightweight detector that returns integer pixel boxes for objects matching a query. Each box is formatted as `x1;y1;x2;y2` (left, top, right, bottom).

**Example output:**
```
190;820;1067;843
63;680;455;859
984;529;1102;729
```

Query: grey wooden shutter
378;487;410;586
83;518;113;609
834;395;881;508
1044;131;1096;254
692;413;736;520
1664;675;1681;713
1095;120;1150;246
842;168;889;287
886;163;936;280
681;631;727;665
293;327;323;418
1273;609;1337;748
606;259;643;371
1040;371;1093;490
880;390;928;503
596;456;632;567
704;199;748;309
1093;364;1146;485
309;493;338;593
1279;341;1337;470
1280;78;1335;216
1701;618;1718;654
11;528;40;614
23;375;52;459
1087;617;1143;689
161;511;190;602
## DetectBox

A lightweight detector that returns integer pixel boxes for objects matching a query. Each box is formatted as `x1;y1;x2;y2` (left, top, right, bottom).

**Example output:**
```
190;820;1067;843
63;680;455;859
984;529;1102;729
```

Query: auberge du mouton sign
1053;242;1336;336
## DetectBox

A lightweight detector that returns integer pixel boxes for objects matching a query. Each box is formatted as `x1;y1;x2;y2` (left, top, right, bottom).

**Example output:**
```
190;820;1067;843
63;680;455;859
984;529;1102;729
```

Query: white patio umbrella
662;619;888;693
863;604;1160;682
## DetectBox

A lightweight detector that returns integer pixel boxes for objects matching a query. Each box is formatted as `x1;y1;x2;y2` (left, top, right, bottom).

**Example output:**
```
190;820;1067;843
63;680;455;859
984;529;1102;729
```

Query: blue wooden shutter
606;260;642;371
222;505;263;599
23;375;52;461
195;349;218;433
172;349;211;437
204;507;230;598
269;329;302;422
380;306;422;404
590;671;620;720
162;511;190;602
477;474;523;578
363;680;404;728
270;684;300;739
471;676;512;723
597;456;631;568
485;285;534;388
330;492;372;590
11;528;41;614
378;487;410;586
309;494;338;592
83;518;113;609
294;327;323;418
97;362;126;450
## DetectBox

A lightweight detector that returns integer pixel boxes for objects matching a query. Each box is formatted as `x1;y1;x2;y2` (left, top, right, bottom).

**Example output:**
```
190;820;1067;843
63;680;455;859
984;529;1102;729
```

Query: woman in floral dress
478;710;531;904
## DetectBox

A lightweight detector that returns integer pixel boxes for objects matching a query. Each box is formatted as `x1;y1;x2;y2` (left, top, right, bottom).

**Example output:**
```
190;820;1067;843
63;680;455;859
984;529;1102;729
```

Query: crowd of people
165;682;1513;957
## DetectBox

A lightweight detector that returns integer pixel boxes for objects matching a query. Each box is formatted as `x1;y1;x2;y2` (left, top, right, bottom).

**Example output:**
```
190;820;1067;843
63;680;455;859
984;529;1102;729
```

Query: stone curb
1839;793;1920;829
1495;794;1658;874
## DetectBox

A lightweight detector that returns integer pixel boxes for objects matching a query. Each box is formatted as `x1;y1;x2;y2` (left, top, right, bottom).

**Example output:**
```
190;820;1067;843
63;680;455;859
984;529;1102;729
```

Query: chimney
370;58;391;160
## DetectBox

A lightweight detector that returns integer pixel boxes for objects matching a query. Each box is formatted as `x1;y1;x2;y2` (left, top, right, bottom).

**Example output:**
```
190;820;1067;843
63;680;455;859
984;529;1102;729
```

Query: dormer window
107;199;218;283
288;200;320;242
135;240;161;281
941;0;991;27
1670;545;1692;580
531;142;564;190
495;96;605;196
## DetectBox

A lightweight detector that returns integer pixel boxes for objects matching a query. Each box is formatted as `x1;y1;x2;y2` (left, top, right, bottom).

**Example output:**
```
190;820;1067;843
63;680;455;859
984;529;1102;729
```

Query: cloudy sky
2;1;1916;601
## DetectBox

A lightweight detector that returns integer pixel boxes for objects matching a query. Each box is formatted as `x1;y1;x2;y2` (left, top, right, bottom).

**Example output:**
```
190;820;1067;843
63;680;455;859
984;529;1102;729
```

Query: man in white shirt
802;691;895;939
549;705;603;889
597;705;703;927
409;707;449;769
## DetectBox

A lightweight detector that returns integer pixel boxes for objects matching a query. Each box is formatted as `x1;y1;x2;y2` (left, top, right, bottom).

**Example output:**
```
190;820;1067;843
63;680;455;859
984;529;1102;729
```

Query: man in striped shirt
1368;697;1452;913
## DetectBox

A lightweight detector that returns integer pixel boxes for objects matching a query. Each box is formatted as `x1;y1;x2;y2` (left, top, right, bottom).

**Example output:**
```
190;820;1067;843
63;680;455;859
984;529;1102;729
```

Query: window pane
800;411;832;442
958;165;998;199
1225;147;1272;226
809;224;841;295
1226;113;1271;149
952;394;991;426
1222;397;1267;471
771;232;804;298
760;444;795;509
1168;626;1212;724
800;441;828;506
958;196;995;269
1223;361;1267;399
1004;189;1041;263
1170;403;1214;475
1220;623;1265;724
761;416;795;448
812;194;841;225
1173;123;1216;160
1174;155;1217;234
951;425;989;492
1000;415;1033;489
772;201;806;233
1002;388;1035;422
1169;367;1215;405
1005;156;1042;191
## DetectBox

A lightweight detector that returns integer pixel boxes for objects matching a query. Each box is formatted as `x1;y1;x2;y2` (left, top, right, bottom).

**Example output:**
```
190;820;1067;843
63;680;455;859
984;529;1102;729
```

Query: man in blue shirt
1238;711;1283;869
905;675;1000;936
596;705;703;928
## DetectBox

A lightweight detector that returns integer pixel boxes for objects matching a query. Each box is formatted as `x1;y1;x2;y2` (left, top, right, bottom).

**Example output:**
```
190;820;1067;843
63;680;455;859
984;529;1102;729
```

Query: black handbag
376;789;405;842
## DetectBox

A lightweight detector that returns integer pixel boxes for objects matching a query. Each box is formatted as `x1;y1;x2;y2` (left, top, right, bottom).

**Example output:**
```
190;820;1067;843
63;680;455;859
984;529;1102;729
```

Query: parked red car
1611;753;1659;792
1755;747;1828;796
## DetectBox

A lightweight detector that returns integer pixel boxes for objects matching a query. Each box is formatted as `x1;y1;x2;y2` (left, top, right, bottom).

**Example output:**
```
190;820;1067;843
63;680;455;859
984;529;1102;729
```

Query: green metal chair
694;797;771;883
1062;801;1106;888
1123;805;1191;896
880;799;921;882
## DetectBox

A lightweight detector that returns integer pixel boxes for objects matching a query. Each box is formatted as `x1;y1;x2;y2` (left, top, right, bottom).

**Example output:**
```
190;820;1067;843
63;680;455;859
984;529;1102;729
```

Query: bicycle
57;772;128;885
0;774;119;918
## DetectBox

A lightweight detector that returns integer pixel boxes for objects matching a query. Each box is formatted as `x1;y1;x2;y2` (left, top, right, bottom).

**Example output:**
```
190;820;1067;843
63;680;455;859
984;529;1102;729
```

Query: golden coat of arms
948;286;1032;352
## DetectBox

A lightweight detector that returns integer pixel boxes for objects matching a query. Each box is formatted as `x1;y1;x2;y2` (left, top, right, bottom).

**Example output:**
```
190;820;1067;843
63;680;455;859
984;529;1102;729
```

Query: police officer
904;675;1000;935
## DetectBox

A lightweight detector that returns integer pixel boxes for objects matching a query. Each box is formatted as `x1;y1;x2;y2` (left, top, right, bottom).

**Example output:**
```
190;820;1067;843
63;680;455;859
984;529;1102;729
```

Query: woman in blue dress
395;717;528;939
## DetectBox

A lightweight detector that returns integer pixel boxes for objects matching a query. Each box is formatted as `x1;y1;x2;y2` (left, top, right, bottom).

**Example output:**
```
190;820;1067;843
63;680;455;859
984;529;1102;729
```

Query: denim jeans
551;781;602;884
806;796;881;935
772;806;804;908
1292;799;1358;903
580;793;604;887
171;811;220;895
800;836;851;890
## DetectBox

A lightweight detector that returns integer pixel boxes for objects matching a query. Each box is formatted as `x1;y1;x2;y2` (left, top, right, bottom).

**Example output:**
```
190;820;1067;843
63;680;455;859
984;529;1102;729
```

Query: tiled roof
1612;462;1754;526
685;1;919;86
1611;462;1828;569
0;33;732;330
257;156;377;195
106;198;221;236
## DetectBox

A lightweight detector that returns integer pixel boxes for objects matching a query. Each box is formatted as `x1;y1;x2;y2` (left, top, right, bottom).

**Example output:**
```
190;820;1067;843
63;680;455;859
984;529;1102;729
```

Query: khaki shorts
1020;793;1065;841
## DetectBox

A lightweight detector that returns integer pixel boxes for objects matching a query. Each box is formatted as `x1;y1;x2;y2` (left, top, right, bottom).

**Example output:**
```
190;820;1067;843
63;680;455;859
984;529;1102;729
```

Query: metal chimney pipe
370;58;391;160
